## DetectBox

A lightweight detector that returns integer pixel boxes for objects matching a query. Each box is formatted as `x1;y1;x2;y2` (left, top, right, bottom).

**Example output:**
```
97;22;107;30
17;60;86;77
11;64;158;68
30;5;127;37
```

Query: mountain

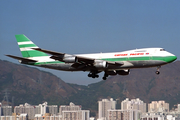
68;60;180;111
0;60;77;105
0;59;180;116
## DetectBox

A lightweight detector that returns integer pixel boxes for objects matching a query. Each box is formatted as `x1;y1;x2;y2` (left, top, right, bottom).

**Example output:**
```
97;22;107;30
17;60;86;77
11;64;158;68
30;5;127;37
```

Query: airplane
6;34;177;80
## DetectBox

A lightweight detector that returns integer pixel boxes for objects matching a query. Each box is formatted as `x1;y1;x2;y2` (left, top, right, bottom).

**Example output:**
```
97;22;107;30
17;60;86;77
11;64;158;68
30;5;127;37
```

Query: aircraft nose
166;55;177;63
173;55;177;61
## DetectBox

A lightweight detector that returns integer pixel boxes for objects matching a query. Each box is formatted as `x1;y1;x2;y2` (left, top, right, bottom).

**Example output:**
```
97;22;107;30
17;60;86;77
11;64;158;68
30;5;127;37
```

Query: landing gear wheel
156;71;160;75
155;66;161;75
102;72;108;80
95;75;99;78
88;71;99;78
103;77;107;80
88;74;92;77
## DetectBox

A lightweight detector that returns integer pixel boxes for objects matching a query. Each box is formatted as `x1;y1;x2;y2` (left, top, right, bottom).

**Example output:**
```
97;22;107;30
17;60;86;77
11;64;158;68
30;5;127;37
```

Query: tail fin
15;34;48;58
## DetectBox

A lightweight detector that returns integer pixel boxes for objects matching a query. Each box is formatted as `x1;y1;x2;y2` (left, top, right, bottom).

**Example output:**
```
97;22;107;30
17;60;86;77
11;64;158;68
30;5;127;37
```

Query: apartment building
108;109;140;120
98;98;116;120
121;98;146;113
148;101;169;113
59;102;81;115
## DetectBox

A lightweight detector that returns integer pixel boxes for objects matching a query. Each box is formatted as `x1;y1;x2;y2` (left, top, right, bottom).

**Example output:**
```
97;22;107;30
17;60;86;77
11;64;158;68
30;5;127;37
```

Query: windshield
160;49;165;51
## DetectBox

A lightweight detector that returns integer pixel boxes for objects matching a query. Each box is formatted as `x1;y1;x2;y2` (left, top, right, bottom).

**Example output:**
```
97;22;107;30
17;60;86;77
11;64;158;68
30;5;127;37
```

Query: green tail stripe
15;34;31;42
19;44;37;48
15;34;49;58
21;50;49;57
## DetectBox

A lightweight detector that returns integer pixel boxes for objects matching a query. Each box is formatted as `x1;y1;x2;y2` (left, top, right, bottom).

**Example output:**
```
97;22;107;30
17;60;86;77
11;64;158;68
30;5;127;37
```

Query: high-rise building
48;115;62;120
107;109;123;120
47;105;58;115
34;114;43;120
14;103;35;119
35;102;58;115
1;105;12;116
121;98;146;113
0;116;15;120
62;110;90;120
98;98;116;120
108;109;140;120
19;113;28;120
62;110;89;120
141;112;165;120
34;102;48;115
59;102;81;115
178;104;180;113
59;102;89;120
148;101;169;112
14;102;58;120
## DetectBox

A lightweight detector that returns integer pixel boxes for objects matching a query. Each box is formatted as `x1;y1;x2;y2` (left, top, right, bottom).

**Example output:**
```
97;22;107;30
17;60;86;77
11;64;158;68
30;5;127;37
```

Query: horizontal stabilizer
6;55;37;62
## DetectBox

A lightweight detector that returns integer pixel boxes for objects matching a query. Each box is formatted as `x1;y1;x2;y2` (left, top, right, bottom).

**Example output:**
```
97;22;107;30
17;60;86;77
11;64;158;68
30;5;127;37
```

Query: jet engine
106;70;117;75
116;69;130;75
63;56;77;63
94;60;108;68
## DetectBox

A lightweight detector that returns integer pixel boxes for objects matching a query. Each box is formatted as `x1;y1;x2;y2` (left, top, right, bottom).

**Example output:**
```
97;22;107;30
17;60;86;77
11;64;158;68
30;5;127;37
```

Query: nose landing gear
155;66;161;75
155;71;160;75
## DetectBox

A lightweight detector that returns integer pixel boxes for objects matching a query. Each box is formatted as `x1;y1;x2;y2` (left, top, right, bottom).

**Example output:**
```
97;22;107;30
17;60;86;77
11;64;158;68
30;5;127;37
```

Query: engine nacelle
106;70;117;75
94;60;108;68
116;69;130;75
63;56;77;63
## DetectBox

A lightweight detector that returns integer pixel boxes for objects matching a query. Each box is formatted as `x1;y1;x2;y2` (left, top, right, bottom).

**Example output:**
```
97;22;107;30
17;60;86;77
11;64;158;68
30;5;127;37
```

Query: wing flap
107;61;124;66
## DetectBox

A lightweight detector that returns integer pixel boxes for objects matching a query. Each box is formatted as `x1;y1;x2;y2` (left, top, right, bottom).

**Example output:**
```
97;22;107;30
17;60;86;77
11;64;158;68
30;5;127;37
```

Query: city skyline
1;98;180;120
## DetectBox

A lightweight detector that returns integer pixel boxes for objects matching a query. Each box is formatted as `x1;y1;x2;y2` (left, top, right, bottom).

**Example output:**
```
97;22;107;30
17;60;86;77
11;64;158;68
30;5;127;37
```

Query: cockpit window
160;49;165;51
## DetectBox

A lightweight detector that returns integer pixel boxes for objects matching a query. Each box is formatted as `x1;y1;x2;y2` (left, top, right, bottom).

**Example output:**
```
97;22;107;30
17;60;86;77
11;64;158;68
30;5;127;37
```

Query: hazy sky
0;0;180;85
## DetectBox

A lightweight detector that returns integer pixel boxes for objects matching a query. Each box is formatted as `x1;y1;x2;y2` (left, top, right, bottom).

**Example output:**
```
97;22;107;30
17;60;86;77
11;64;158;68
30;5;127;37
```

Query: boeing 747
6;34;177;80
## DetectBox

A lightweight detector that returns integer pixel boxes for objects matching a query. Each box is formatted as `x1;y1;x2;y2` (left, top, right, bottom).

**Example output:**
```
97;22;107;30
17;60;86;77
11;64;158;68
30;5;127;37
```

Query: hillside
69;61;180;111
0;60;77;105
0;59;180;116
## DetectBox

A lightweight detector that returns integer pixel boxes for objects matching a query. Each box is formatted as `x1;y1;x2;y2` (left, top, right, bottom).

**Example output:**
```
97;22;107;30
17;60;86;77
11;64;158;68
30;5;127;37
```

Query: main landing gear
155;66;161;75
88;71;99;78
88;71;109;80
102;73;109;80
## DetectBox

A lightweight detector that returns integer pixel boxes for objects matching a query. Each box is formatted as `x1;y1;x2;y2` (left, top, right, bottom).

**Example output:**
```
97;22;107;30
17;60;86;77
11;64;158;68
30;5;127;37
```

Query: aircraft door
149;49;157;60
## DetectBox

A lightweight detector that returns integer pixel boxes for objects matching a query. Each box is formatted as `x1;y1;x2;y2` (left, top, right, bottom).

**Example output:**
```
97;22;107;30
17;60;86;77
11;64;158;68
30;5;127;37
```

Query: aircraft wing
33;48;95;64
5;55;37;62
33;48;124;66
32;48;65;56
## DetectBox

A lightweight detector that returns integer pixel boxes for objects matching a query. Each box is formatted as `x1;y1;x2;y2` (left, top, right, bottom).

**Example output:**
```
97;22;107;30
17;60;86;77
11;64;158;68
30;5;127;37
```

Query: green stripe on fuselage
28;56;175;66
102;56;175;63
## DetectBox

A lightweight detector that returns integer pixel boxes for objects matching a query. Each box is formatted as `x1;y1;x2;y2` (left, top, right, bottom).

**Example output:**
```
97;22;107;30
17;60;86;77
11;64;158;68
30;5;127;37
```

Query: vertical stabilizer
15;34;48;58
